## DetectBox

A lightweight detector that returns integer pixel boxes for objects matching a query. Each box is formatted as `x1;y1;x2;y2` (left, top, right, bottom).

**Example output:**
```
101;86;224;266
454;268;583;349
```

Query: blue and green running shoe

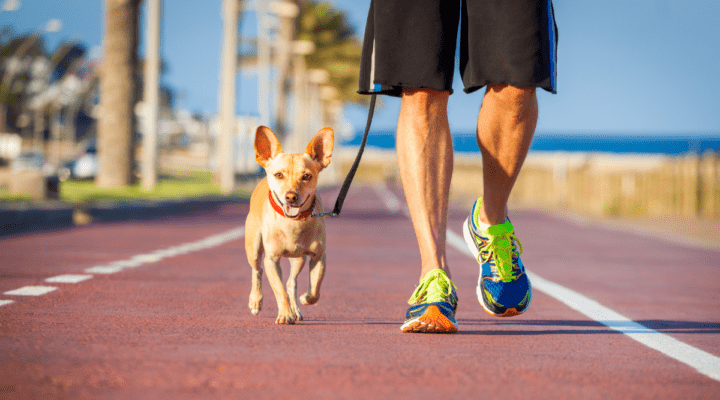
400;269;458;333
463;197;531;317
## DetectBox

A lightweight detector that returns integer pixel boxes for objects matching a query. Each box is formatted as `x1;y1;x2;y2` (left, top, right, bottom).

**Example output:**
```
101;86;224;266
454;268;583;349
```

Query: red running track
1;184;719;399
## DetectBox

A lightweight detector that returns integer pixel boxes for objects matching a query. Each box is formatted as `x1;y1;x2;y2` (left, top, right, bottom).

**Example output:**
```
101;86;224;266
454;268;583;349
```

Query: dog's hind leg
300;253;325;305
245;219;264;316
287;256;306;321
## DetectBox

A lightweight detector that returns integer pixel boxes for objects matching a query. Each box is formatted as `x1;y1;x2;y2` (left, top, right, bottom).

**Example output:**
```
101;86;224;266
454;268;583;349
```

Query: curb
0;202;74;238
0;196;247;238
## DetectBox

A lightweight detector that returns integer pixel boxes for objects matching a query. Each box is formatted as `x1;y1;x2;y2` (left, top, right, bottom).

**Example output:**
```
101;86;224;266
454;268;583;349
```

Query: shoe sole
463;217;526;318
400;305;458;333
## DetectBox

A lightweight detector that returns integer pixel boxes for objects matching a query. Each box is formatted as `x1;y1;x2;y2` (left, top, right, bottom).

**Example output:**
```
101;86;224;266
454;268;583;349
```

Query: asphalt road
1;184;719;399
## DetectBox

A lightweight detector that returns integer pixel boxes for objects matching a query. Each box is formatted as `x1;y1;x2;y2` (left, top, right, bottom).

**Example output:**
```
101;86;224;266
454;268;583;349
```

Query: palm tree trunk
96;0;140;188
0;103;7;132
273;7;296;138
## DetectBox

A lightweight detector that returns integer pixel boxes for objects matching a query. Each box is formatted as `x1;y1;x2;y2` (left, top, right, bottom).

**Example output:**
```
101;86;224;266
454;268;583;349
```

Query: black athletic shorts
358;0;558;97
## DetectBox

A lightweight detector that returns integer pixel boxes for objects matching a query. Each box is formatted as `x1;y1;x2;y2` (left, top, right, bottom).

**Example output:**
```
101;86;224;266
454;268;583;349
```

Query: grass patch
0;191;34;203
59;170;251;204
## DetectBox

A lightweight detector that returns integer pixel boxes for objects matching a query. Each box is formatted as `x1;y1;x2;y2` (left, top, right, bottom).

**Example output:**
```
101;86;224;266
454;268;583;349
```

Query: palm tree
238;1;362;135
96;0;141;188
296;1;363;105
271;1;297;137
0;34;45;133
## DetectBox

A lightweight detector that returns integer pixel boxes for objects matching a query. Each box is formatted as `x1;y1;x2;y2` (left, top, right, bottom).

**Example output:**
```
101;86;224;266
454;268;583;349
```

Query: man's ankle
478;202;507;227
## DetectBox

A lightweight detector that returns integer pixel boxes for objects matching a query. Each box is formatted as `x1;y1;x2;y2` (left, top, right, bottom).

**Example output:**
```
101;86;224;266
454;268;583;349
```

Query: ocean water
341;131;720;155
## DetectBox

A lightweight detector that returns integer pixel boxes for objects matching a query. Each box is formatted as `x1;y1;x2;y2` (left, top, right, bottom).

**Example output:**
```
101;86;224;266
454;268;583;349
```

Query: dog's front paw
300;292;319;305
275;313;296;325
291;306;303;322
249;295;263;315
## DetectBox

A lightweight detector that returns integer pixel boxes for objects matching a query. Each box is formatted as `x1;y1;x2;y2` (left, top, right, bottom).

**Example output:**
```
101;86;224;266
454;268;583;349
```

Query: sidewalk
3;189;718;249
531;207;720;248
0;196;246;238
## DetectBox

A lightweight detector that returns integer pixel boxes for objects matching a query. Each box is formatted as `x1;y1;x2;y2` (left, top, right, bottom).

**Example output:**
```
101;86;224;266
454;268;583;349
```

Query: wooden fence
455;151;720;218
339;148;720;219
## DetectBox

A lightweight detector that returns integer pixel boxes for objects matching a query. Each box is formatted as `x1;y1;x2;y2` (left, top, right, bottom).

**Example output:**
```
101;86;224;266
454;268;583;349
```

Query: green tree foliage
0;83;19;105
0;35;45;105
0;34;45;61
0;34;46;130
296;1;363;104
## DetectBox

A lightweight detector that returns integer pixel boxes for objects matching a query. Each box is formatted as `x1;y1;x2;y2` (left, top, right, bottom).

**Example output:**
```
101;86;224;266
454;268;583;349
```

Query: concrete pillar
218;0;240;193
142;0;161;190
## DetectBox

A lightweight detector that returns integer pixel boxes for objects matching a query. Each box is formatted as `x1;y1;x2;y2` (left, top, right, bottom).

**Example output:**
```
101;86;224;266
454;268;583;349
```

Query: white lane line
3;227;246;306
372;183;720;382
373;185;401;213
132;253;164;263
528;271;720;382
108;259;144;269
4;286;58;296
445;228;720;383
81;227;246;275
85;265;124;274
45;275;93;284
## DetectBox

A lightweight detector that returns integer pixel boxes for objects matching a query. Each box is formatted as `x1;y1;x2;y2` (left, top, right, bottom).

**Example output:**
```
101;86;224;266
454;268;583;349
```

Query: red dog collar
268;190;315;220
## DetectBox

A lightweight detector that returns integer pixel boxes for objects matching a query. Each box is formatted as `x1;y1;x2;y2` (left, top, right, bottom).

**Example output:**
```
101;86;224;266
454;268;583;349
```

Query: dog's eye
274;172;284;180
302;173;312;181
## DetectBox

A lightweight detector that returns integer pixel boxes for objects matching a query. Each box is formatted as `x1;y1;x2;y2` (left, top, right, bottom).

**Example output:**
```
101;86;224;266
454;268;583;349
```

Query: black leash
312;93;377;218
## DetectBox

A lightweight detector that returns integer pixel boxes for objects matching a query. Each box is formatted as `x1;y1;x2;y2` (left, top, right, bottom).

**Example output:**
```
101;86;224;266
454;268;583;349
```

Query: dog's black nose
285;192;298;204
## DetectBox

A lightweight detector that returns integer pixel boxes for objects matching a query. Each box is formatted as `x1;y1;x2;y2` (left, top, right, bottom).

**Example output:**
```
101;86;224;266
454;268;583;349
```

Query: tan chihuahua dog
245;126;334;324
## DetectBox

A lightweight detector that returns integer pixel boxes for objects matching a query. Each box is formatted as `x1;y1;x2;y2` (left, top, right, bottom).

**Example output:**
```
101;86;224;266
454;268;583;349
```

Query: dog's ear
305;127;334;169
255;126;283;168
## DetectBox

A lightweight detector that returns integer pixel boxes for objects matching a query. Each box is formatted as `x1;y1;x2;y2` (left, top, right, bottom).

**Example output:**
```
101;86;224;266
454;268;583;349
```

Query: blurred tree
96;0;141;188
0;33;44;60
0;82;19;132
271;0;295;137
296;0;363;104
0;34;45;132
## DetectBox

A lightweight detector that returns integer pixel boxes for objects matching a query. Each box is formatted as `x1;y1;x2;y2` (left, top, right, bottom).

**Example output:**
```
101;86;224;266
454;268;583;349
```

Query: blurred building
1;32;184;171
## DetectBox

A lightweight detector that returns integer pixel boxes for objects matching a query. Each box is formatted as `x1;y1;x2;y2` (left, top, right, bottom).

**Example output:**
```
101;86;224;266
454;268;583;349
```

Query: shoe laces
407;269;457;305
479;232;523;283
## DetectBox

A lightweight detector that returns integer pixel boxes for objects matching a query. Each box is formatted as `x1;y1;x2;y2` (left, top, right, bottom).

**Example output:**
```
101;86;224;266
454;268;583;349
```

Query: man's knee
401;88;450;109
486;84;536;106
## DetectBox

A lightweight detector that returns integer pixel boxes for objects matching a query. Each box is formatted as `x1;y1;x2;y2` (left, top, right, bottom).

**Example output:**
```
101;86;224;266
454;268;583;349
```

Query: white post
289;40;314;153
142;0;161;190
290;53;307;153
218;0;240;193
257;1;271;128
52;105;61;167
269;1;299;135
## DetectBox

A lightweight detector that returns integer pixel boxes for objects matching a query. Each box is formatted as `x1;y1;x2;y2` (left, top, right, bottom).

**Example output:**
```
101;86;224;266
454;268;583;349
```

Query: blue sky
3;0;719;136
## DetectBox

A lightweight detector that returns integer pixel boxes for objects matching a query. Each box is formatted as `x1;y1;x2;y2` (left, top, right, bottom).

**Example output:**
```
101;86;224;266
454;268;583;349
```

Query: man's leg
397;88;459;333
476;84;538;226
462;84;537;318
396;88;453;280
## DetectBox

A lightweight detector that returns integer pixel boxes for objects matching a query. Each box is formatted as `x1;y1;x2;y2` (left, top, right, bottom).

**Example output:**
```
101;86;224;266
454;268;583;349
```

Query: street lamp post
256;1;270;129
289;40;314;153
218;0;241;194
142;0;162;191
269;1;299;137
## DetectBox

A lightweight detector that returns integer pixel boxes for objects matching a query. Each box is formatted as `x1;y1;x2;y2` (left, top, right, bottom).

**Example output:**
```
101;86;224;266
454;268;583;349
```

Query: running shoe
400;269;458;333
463;198;531;317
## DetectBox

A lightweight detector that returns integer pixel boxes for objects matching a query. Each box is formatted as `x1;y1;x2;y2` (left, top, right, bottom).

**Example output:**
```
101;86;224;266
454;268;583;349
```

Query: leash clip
313;94;376;220
311;212;339;218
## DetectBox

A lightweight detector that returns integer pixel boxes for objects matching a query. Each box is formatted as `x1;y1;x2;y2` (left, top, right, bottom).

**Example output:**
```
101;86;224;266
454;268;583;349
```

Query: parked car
58;139;97;181
11;150;46;172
